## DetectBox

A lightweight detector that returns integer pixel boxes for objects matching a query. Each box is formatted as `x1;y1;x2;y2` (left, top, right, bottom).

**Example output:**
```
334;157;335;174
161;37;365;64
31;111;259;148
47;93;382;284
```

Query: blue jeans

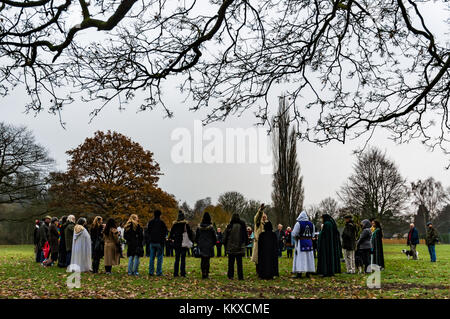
428;245;436;262
128;255;140;275
149;243;164;276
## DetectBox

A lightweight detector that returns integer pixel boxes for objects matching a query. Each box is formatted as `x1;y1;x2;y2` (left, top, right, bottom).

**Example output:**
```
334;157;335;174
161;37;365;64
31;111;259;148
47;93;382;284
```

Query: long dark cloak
317;215;342;276
371;228;384;269
257;222;279;279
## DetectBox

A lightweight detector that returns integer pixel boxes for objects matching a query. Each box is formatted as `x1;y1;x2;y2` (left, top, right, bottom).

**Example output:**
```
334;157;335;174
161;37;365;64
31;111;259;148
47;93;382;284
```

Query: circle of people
33;203;439;280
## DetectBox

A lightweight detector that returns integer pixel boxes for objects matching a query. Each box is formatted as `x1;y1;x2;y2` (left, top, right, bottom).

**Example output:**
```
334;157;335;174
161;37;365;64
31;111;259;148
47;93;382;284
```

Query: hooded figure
257;221;279;279
292;211;315;276
68;221;92;273
317;214;342;277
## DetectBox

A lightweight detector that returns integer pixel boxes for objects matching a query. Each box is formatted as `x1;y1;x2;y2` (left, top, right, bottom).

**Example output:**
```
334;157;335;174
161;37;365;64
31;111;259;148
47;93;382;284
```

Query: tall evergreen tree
271;96;304;228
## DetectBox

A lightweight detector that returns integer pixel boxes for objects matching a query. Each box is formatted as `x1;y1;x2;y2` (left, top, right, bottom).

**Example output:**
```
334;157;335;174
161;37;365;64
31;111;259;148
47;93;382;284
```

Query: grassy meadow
0;244;449;299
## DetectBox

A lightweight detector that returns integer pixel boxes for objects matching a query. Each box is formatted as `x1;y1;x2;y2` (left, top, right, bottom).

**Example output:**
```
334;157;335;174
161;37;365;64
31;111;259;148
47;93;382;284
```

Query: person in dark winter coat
90;216;104;273
257;221;279;279
147;210;168;276
33;220;41;262
356;219;372;273
65;215;76;266
169;211;194;277
144;226;151;257
341;215;357;274
124;214;144;276
37;216;51;262
215;228;224;257
44;217;59;266
317;214;342;277
275;224;285;258
407;223;420;260
195;212;217;279
165;234;174;257
425;222;439;262
284;227;294;258
223;213;248;280
57;216;67;267
371;220;384;270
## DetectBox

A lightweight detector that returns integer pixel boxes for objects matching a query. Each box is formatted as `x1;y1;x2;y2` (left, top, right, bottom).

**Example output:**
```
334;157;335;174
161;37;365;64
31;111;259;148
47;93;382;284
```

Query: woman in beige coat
103;218;120;274
251;204;268;274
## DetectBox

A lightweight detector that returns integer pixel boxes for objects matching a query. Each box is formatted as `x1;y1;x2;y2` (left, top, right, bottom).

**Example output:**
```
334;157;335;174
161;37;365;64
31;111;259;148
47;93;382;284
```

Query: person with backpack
90;216;104;274
169;211;194;277
341;214;357;274
223;213;248;280
195;212;217;279
147;209;168;276
124;214;144;276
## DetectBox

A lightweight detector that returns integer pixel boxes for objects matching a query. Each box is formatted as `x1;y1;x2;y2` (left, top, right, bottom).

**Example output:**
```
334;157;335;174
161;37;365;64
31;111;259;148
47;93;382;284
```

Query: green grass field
0;244;449;299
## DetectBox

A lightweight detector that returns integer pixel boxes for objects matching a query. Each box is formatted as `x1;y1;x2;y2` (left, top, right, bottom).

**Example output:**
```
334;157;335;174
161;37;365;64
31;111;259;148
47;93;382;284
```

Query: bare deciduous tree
0;1;448;162
318;197;341;220
272;96;304;227
0;122;54;204
338;147;408;223
410;177;449;231
217;191;247;216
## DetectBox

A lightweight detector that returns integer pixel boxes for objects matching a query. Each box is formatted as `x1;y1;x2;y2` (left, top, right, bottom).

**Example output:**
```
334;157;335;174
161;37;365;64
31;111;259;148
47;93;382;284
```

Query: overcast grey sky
2;87;449;213
1;1;449;212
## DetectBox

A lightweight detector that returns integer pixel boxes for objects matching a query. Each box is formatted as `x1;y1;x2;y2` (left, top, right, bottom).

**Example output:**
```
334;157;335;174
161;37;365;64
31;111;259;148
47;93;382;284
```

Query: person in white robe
292;211;315;278
68;218;92;273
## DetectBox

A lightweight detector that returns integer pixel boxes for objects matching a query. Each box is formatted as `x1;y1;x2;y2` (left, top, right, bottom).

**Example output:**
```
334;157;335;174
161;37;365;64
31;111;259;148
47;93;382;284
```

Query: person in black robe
371;220;384;270
316;214;342;277
257;221;279;279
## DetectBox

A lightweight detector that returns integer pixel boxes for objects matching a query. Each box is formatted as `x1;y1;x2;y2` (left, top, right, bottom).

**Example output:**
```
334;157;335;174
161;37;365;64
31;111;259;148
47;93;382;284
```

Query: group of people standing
340;216;384;275
33;203;439;281
407;222;440;262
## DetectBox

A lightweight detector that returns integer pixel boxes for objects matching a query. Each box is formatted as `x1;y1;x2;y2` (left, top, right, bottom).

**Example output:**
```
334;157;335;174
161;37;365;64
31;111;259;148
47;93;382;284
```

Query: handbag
43;241;50;259
181;224;193;248
193;246;201;258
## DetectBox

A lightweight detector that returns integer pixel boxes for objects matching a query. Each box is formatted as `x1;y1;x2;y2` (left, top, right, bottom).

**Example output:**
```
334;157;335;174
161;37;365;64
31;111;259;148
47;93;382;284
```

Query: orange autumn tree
49;130;177;223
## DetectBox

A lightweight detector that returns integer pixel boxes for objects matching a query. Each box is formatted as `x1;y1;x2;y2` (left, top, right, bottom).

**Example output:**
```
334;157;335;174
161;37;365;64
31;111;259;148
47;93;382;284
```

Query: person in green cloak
370;220;385;270
316;214;342;277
